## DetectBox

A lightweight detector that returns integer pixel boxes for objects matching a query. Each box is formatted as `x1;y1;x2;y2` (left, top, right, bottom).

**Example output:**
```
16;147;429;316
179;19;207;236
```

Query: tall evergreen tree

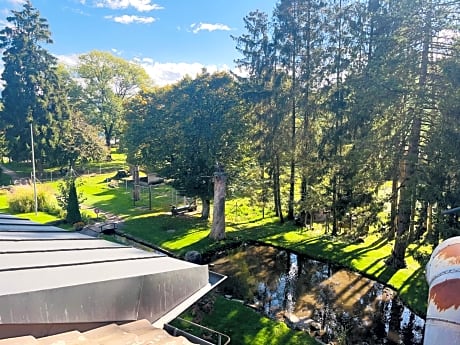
0;0;68;168
66;178;82;225
233;10;288;222
384;0;459;268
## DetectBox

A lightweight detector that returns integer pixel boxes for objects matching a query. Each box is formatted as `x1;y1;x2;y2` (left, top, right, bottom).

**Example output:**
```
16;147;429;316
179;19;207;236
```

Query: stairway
0;320;197;345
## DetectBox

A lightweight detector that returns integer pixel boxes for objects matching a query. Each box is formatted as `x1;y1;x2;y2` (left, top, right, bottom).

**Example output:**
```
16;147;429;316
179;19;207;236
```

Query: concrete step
130;329;195;344
119;319;155;334
0;336;38;345
87;321;197;345
83;324;137;345
0;320;198;345
37;330;99;345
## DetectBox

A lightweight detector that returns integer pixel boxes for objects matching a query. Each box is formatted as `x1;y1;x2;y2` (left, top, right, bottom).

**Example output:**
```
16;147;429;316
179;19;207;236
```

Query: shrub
66;180;82;224
8;185;60;214
73;221;85;230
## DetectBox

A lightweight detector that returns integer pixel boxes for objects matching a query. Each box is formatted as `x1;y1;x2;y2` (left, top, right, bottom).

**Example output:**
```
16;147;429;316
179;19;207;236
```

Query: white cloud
7;0;26;5
105;14;155;24
135;59;229;86
190;22;231;34
56;54;80;67
57;53;230;87
94;0;163;12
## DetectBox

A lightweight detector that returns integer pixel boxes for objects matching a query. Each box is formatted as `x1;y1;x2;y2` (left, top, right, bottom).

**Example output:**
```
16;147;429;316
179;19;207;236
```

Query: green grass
0;166;431;344
37;171;430;316
175;295;318;345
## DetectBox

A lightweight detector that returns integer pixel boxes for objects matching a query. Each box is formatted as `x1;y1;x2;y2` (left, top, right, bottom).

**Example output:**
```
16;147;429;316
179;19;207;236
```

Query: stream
209;244;425;345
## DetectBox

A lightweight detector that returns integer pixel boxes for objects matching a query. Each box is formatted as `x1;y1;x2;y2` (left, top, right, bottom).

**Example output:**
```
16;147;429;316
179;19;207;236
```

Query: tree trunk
287;51;297;221
273;155;284;223
388;116;421;269
388;2;431;269
331;175;338;236
104;123;113;148
261;165;267;219
388;168;399;240
201;198;210;220
209;170;226;241
131;165;140;202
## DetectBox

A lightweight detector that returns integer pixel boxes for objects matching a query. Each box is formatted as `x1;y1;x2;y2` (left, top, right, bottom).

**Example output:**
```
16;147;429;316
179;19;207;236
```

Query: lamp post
30;122;38;215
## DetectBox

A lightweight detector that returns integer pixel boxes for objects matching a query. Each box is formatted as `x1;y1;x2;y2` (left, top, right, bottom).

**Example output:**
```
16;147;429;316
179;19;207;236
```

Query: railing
165;317;231;345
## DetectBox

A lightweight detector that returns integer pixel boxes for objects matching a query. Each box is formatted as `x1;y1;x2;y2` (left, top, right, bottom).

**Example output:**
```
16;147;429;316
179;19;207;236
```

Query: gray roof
0;214;225;340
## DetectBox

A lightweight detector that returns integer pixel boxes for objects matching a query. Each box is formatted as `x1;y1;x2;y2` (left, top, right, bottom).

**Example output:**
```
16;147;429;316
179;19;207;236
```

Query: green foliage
76;50;152;147
124;70;249;206
56;66;109;166
57;175;86;210
175;295;317;345
66;179;82;224
0;0;71;167
7;185;59;214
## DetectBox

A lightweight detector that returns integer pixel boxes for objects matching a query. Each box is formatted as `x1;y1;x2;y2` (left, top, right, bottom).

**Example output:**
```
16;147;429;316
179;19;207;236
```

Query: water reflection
210;245;425;344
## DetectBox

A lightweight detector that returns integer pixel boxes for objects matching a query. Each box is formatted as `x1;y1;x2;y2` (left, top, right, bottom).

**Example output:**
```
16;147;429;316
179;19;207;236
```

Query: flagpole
30;122;38;215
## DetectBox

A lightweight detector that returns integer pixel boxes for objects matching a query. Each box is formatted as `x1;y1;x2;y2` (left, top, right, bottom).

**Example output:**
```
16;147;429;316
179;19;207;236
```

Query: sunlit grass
176;295;317;345
0;162;430;321
18;212;61;223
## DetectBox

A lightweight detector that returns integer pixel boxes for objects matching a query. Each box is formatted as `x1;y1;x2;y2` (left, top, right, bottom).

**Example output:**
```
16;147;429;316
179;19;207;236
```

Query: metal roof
0;214;225;341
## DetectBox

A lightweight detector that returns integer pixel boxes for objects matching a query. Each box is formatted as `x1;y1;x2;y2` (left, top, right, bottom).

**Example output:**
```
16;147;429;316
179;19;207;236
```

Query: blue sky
0;0;277;85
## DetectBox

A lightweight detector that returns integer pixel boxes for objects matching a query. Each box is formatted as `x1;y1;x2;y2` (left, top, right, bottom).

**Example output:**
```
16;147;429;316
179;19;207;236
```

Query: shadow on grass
345;236;390;257
195;295;317;345
398;267;428;317
102;196;427;319
373;262;397;283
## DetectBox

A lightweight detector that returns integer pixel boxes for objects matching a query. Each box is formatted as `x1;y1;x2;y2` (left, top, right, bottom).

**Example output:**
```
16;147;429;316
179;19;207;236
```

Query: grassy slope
176;295;318;345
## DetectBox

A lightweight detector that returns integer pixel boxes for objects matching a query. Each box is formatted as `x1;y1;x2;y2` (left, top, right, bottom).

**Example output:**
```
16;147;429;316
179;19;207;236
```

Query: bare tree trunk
132;165;140;202
388;168;399;240
287;53;296;221
273;155;284;223
261;165;267;219
201;198;210;220
104;123;113;149
209;170;226;241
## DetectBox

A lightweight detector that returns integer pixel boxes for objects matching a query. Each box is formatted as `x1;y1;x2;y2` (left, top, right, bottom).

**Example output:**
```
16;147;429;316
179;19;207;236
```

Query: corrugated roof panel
0;213;226;339
0;256;205;295
0;224;64;232
0;214;21;219
0;232;93;240
0;218;39;225
0;247;164;271
0;239;129;253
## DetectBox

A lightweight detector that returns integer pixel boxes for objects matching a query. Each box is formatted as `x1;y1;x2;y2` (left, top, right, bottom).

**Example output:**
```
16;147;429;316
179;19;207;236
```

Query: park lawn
0;170;430;343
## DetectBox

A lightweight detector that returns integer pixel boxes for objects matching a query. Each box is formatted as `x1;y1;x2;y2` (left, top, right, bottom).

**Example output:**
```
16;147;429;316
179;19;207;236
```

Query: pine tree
66;179;82;225
0;0;68;168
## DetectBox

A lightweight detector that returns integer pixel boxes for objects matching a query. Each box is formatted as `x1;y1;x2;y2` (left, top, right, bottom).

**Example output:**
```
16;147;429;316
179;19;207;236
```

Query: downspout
424;232;460;343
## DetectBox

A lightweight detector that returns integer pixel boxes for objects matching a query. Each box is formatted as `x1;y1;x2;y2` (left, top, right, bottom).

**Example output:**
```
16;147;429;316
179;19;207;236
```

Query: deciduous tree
77;50;151;148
